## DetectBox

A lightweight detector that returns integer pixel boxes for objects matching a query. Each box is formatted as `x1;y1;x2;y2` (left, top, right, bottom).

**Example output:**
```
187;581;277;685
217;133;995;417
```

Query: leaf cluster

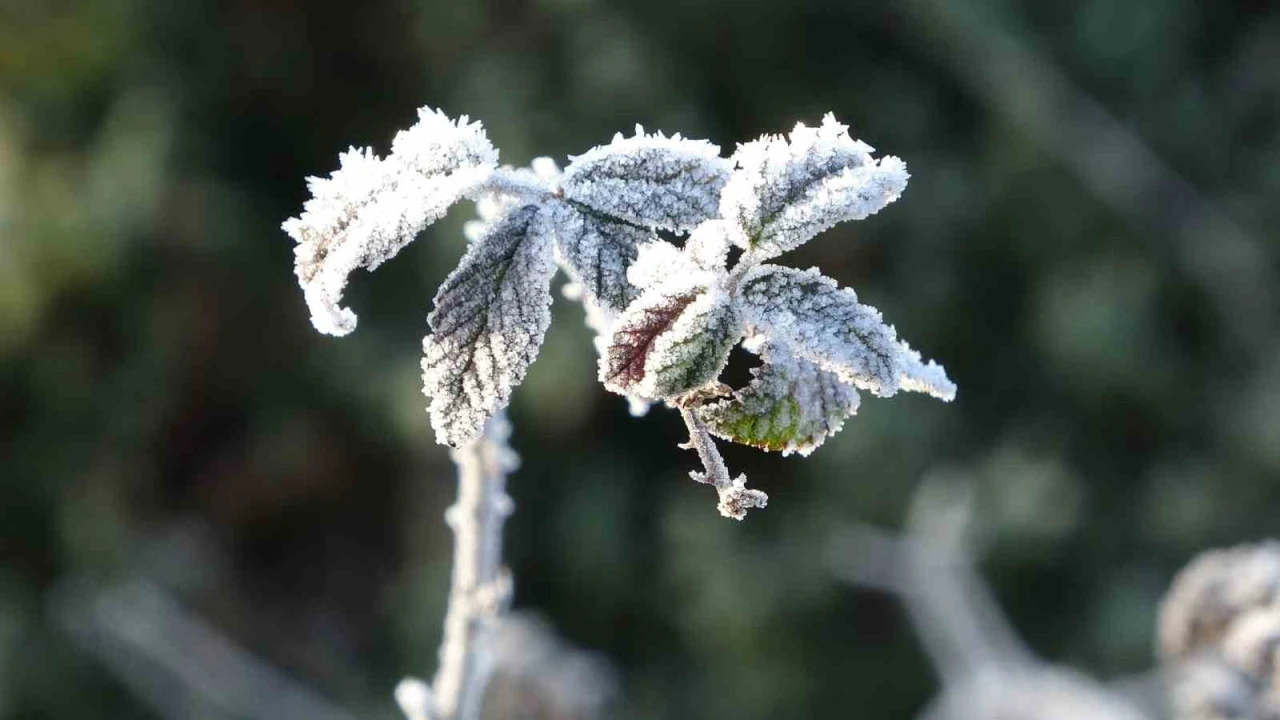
285;110;955;518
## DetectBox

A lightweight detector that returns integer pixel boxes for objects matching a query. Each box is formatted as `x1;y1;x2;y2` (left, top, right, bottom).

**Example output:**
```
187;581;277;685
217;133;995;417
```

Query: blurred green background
2;0;1278;717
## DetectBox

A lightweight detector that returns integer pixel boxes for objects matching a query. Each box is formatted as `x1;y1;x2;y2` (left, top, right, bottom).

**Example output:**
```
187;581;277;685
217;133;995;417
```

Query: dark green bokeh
1;0;1277;718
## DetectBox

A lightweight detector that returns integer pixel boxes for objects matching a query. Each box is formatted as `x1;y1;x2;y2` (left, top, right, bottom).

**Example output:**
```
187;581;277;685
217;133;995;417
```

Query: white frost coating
625;240;694;290
284;108;498;336
547;200;650;314
561;126;730;231
1221;605;1280;680
736;264;905;396
564;254;656;417
289;109;956;522
700;339;860;456
756;156;908;260
1160;541;1280;661
1158;541;1280;720
422;205;557;447
678;407;767;521
626;396;652;417
626;231;726;292
721;113;905;261
529;156;561;182
638;284;741;399
432;410;518;720
898;340;958;402
390;108;500;177
597;276;706;396
395;678;435;720
684;219;735;271
462;194;506;244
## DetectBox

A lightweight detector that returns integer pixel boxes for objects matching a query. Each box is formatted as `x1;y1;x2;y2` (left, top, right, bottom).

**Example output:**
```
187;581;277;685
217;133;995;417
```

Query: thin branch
482;167;556;203
678;407;767;520
399;410;518;720
829;522;1031;683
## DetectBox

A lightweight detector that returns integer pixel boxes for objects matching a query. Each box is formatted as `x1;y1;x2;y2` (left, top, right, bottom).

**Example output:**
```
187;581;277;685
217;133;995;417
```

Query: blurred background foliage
1;0;1278;718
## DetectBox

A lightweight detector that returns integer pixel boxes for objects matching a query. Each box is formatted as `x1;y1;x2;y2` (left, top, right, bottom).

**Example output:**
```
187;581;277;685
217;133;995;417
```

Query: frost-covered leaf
624;221;729;294
389;108;500;178
721;113;907;261
547;200;650;314
898;340;957;401
736;264;903;396
600;282;742;400
642;288;741;399
463;162;559;243
599;287;698;393
700;340;860;456
421;204;556;446
561;127;730;231
625;238;722;293
684;219;734;272
284;108;497;335
625;240;686;291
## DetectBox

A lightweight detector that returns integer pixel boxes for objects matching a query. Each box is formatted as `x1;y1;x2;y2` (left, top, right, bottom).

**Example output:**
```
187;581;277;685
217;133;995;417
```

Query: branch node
395;677;437;720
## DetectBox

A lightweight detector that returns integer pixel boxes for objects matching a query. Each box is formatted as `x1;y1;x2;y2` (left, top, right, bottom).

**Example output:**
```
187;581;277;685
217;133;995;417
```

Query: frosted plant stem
399;411;517;720
678;407;767;520
482;167;555;202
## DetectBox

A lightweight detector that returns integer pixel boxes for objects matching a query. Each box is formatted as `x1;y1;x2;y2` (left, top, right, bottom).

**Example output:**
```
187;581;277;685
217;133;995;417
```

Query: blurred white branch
50;578;358;720
828;477;1031;681
828;475;1155;720
401;410;517;720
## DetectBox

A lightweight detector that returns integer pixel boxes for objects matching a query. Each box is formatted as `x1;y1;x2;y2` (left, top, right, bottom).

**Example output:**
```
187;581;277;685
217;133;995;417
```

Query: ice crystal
288;107;954;518
898;340;959;402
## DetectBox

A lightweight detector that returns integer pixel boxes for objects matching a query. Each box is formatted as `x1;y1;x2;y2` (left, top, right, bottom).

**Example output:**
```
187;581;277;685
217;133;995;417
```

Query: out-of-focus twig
399;410;518;720
828;475;1154;720
1158;541;1280;720
50;577;359;720
829;478;1031;681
